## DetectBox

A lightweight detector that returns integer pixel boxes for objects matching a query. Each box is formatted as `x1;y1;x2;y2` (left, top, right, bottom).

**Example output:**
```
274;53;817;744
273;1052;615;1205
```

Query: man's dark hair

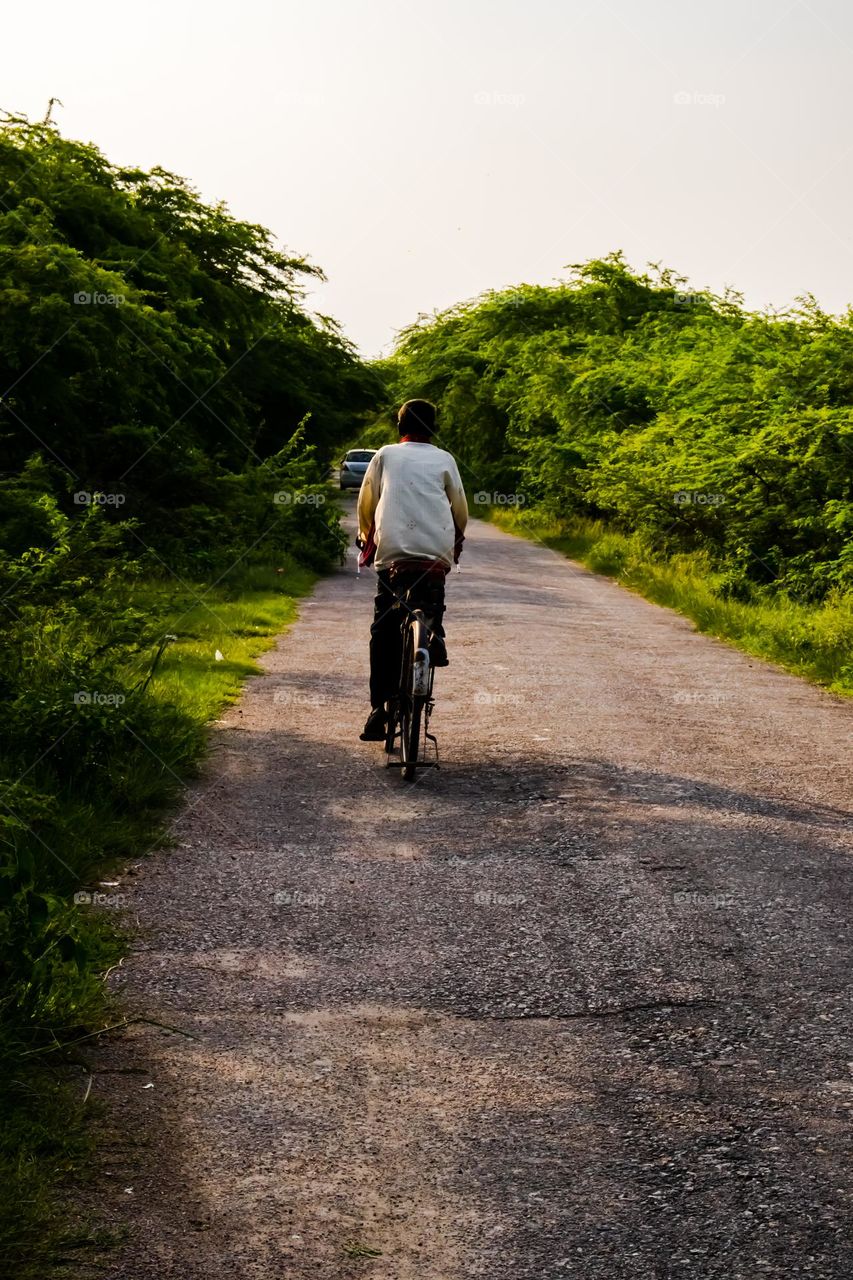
397;398;437;437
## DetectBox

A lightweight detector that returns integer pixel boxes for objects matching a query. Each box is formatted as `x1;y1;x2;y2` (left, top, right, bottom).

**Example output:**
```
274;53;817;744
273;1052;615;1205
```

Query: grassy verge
487;507;853;697
0;561;315;1278
126;561;315;722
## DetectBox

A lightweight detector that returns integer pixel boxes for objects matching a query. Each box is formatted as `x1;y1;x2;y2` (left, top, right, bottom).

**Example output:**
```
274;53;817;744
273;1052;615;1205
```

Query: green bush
388;254;853;606
0;114;383;1270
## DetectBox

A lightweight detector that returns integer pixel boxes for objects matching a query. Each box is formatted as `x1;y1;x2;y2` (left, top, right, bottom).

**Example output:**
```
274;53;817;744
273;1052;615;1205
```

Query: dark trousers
369;568;446;708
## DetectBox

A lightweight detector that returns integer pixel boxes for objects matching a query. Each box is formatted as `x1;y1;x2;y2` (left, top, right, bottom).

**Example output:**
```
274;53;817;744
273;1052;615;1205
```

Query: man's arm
445;458;468;562
445;458;468;532
357;450;382;541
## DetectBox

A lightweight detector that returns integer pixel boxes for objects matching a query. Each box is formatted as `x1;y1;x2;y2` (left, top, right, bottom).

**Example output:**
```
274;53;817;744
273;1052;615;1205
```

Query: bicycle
382;562;446;781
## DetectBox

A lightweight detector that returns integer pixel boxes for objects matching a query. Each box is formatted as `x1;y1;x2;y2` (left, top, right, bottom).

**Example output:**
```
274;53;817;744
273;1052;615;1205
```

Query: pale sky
4;0;852;356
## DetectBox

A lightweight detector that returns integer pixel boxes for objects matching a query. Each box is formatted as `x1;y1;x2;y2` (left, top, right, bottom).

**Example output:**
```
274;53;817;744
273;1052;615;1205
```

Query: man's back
358;440;468;569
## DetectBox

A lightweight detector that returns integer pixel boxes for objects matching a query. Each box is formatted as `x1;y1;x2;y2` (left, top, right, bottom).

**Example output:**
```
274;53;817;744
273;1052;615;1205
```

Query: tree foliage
0;118;381;1066
388;254;853;603
0;115;381;568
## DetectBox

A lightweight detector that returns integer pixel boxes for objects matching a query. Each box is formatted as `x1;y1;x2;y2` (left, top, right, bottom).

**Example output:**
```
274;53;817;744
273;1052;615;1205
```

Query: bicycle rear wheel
400;619;429;781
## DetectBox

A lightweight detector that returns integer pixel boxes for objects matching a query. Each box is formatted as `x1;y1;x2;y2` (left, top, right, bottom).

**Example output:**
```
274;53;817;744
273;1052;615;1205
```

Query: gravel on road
88;508;853;1279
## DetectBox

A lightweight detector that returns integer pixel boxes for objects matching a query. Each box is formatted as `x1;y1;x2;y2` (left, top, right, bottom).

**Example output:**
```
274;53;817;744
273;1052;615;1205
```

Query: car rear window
346;451;375;462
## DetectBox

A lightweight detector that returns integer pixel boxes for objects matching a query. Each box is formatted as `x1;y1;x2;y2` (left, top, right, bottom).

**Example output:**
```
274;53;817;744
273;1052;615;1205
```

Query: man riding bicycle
356;399;468;742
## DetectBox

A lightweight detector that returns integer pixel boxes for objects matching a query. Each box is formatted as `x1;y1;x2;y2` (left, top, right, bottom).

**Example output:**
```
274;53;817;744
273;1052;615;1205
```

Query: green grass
128;560;315;721
0;560;316;1279
0;1061;123;1274
488;507;853;697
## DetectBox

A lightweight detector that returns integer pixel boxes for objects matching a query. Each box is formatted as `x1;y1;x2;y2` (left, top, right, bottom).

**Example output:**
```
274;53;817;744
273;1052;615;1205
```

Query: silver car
339;448;376;490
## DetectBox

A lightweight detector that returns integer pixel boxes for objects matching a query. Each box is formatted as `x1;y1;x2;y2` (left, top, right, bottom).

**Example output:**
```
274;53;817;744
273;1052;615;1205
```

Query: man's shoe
359;707;387;741
430;635;449;667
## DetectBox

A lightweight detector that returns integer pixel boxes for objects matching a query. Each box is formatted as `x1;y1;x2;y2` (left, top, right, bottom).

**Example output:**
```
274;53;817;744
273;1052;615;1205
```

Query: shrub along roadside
386;255;852;614
0;116;382;546
385;254;852;696
0;115;380;1273
0;559;316;1277
486;505;853;696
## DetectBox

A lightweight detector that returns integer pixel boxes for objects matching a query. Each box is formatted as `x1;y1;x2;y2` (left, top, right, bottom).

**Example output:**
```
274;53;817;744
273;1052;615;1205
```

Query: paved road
91;508;852;1279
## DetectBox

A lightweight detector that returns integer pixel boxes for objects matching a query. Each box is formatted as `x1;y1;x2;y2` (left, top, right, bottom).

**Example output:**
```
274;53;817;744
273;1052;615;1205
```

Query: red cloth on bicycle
358;521;377;568
388;558;449;579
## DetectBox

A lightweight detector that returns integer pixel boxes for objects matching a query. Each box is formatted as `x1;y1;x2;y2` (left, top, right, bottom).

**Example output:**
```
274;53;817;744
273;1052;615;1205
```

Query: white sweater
357;442;469;569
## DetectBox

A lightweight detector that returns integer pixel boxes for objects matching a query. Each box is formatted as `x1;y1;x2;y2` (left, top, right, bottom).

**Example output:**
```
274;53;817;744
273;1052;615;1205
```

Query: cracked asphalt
88;506;853;1279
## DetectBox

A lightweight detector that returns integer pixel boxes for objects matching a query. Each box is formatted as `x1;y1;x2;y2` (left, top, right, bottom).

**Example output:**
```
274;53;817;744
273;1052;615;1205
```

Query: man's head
397;399;437;439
